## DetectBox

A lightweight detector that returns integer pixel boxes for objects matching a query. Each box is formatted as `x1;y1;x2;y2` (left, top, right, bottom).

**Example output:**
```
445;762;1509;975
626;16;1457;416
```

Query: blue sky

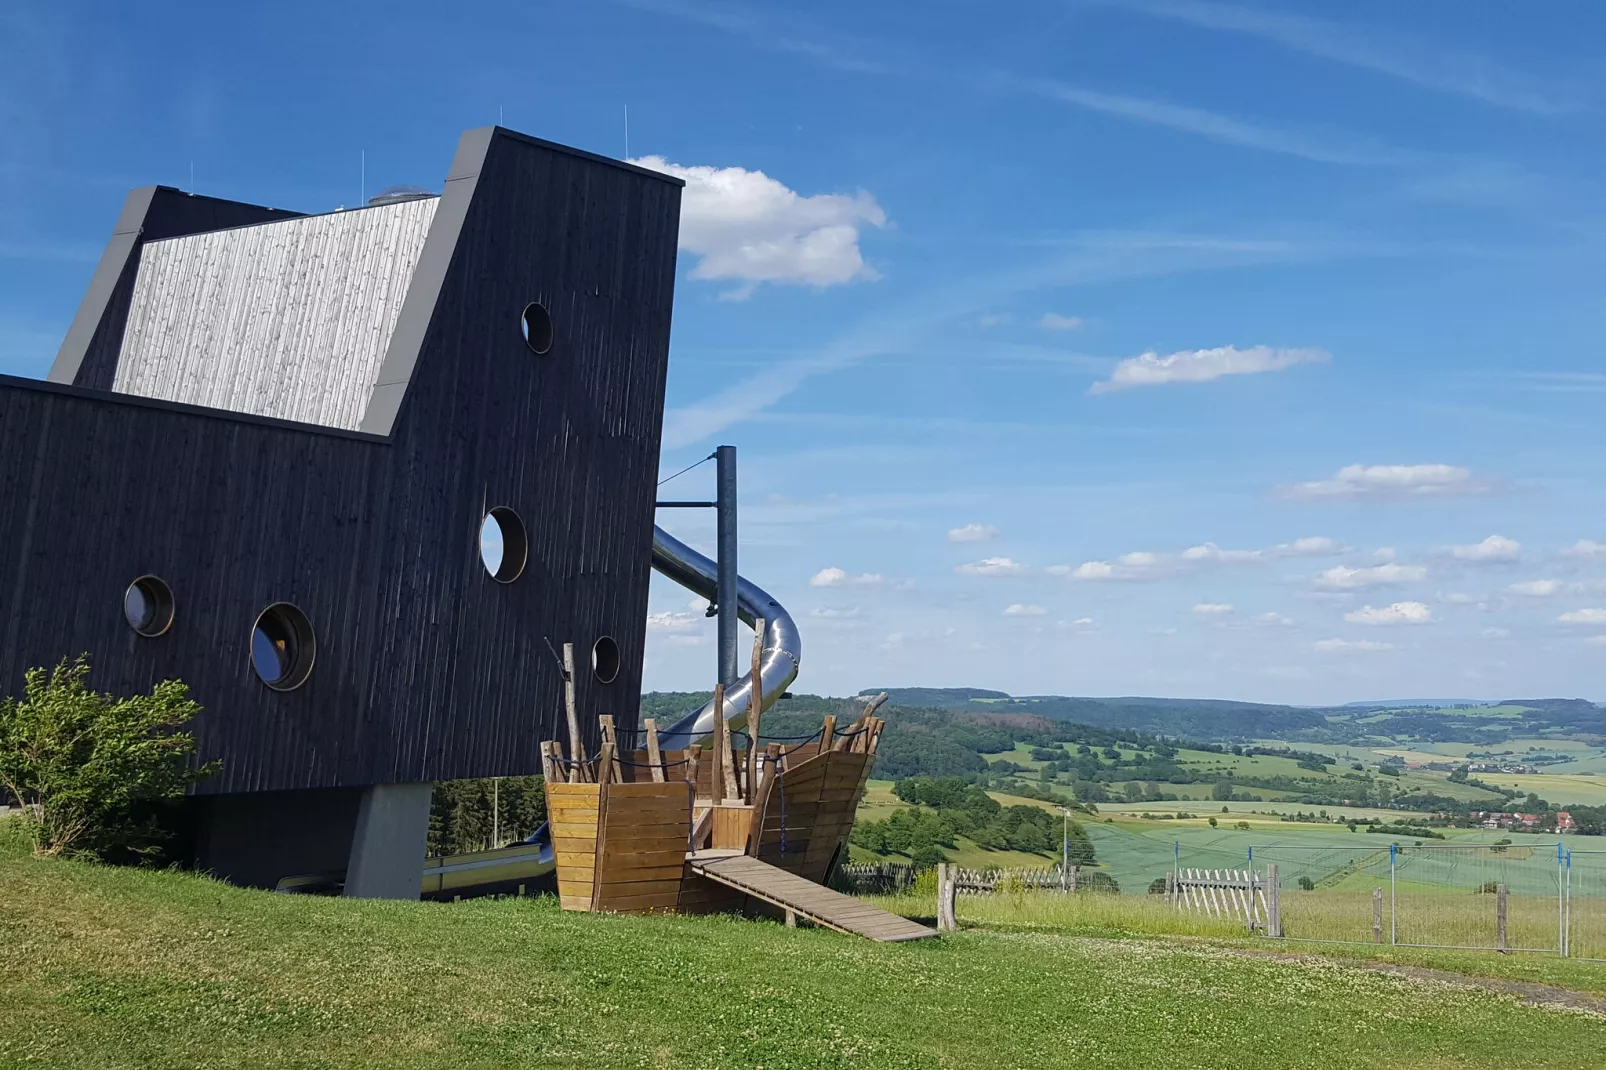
5;2;1606;703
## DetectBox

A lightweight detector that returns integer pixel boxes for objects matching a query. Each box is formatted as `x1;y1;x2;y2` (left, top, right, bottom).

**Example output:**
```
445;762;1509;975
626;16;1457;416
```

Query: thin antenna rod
360;149;365;206
624;104;629;159
499;104;503;127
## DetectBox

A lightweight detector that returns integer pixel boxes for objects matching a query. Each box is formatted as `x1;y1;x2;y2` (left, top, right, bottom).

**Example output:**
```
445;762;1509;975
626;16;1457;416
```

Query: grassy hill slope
3;824;1601;1069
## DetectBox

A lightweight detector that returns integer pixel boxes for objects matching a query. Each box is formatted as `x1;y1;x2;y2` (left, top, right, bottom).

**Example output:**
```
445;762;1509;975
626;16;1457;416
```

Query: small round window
592;636;620;684
250;603;316;691
480;507;528;583
521;302;552;355
123;575;175;637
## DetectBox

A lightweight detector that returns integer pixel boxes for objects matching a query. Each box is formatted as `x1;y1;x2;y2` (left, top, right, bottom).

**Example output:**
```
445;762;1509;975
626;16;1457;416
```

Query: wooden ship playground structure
538;641;934;941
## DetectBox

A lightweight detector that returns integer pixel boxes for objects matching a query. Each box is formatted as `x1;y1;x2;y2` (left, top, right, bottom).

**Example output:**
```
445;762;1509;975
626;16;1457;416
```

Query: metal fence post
1266;863;1281;938
1496;883;1508;954
1560;844;1568;957
1389;843;1397;946
1372;887;1383;944
1563;847;1571;957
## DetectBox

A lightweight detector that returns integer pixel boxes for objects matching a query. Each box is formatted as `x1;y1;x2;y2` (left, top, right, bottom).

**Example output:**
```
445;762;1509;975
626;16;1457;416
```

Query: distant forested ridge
862;688;1326;740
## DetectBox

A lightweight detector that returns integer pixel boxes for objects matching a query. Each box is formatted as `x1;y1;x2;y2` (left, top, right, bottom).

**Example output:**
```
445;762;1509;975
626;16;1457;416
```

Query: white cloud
1071;617;1096;627
956;556;1026;577
630;155;886;297
1344;601;1434;625
1440;591;1486;605
1089;344;1327;394
1312;638;1394;652
1563;540;1606;558
1448;535;1520;562
1279;464;1494;500
1482;627;1511;639
810;606;865;620
1193;602;1235;615
1313;563;1428;590
1373;547;1398;561
1065;552;1164;581
1003;603;1048;617
1255;611;1294;627
1275;536;1348;556
979;313;1010;327
646;611;702;634
1558;608;1606;626
880;631;907;649
1181;542;1263;564
1509;579;1563;598
948;523;1000;543
1587;635;1606;646
810;567;885;587
1039;313;1084;331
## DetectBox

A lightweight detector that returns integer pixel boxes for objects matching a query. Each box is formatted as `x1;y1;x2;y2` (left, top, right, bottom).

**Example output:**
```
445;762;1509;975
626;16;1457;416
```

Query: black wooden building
0;127;683;894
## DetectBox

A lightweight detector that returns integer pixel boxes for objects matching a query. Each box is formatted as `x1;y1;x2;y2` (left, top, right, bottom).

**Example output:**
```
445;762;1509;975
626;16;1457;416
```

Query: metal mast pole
715;444;738;687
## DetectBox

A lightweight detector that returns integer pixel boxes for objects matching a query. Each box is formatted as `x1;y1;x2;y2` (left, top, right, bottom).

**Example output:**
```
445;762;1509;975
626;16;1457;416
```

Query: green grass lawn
4;822;1605;1069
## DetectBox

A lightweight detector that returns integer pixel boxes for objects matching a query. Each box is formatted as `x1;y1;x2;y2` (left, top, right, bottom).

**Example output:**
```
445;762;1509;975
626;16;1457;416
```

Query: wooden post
818;714;836;764
686;745;701;797
746;618;765;803
1497;883;1509;953
1373;887;1384;944
937;863;957;933
785;908;797;928
1068;865;1078;894
562;642;585;783
643;718;665;783
595;742;615;787
598;715;623;784
709;684;727;805
1266;864;1282;938
1165;870;1175;905
540;741;560;782
719;690;740;802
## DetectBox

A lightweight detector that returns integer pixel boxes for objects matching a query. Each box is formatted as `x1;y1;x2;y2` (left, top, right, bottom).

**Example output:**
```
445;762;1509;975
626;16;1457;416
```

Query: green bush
0;656;214;862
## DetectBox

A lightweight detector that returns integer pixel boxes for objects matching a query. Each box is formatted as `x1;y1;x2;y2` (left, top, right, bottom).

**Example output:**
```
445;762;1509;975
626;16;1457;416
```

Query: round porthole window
521;301;553;355
250;603;316;691
123;575;175;637
592;635;620;684
480;507;528;583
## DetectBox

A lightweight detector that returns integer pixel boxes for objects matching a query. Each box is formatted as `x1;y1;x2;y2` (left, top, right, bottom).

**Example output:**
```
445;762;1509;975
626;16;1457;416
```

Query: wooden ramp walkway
687;852;939;943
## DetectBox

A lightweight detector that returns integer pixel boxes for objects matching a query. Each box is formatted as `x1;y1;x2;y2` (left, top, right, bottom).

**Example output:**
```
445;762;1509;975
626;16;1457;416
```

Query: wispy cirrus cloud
1114;0;1579;116
1313;637;1394;653
1313;563;1428;590
956;557;1027;578
1089;344;1327;394
1278;464;1498;501
1345;601;1434;626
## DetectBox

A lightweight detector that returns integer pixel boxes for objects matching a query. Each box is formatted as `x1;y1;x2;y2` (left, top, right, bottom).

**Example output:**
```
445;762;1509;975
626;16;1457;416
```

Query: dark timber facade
0;128;683;893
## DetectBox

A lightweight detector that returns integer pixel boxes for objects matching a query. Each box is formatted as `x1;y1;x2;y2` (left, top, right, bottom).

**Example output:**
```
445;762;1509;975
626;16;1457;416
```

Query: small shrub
1148;877;1169;895
0;656;215;862
1297;876;1315;891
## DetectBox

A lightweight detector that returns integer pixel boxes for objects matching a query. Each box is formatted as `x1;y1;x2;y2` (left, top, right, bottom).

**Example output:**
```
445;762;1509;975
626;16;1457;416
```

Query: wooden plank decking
687;853;938;943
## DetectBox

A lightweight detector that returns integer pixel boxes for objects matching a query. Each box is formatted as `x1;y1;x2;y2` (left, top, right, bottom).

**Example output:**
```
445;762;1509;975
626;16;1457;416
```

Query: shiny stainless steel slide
649;525;802;751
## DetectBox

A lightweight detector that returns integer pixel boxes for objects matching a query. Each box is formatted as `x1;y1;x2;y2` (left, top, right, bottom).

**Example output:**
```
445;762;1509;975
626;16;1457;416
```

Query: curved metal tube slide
649;525;801;752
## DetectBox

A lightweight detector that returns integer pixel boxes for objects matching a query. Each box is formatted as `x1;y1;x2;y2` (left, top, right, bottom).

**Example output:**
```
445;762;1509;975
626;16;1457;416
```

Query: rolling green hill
4;822;1601;1069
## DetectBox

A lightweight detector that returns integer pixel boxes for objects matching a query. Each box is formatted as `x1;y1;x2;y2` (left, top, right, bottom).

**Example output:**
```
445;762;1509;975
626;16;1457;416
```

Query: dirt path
1226;946;1606;1015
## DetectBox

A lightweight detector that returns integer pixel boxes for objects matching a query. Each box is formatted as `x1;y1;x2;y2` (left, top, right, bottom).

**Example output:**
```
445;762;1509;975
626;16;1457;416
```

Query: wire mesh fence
1169;842;1573;953
1566;849;1606;961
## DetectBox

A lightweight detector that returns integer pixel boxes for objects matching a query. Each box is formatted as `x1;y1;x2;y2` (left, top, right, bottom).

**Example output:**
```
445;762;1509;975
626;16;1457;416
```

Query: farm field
988;739;1508;806
4;823;1604;1069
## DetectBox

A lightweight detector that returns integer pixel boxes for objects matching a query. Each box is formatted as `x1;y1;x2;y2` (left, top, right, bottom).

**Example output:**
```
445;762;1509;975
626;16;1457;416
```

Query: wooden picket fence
1171;865;1282;936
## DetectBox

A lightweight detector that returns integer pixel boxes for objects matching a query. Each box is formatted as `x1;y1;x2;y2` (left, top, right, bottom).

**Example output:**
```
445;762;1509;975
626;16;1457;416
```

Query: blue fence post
1389;843;1398;945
